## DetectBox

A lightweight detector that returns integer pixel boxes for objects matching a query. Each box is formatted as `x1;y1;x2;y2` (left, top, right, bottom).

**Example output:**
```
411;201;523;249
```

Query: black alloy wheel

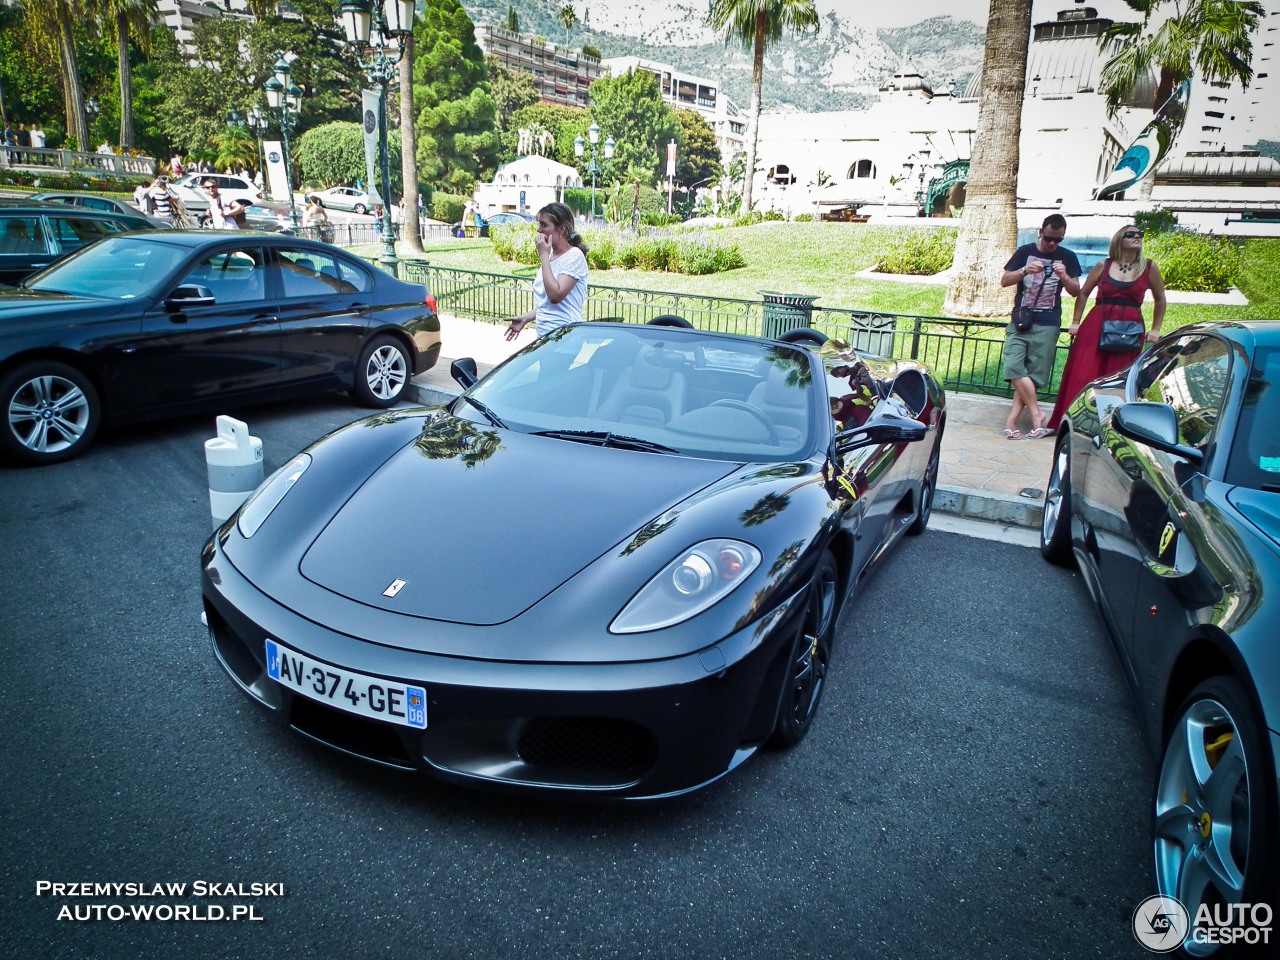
1040;432;1074;565
0;361;101;465
353;335;411;408
770;553;838;747
908;423;944;536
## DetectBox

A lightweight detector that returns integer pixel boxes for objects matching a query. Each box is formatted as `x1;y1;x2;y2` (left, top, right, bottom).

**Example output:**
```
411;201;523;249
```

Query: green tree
151;17;255;153
1099;0;1265;114
413;0;500;193
672;108;722;188
296;120;401;189
707;0;818;212
559;4;577;46
588;68;679;183
505;4;519;33
84;0;156;148
943;0;1031;318
21;0;92;150
487;55;538;138
0;5;65;141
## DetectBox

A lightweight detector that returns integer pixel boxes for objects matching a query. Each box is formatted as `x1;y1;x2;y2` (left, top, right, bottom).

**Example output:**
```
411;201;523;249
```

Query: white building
602;55;746;166
473;154;584;217
750;1;1280;234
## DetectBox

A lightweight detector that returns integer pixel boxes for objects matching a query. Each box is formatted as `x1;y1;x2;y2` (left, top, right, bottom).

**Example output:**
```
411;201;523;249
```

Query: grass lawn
380;221;1280;330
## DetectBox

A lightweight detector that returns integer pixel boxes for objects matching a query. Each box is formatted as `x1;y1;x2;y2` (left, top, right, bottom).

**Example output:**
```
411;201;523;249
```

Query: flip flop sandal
1002;428;1022;440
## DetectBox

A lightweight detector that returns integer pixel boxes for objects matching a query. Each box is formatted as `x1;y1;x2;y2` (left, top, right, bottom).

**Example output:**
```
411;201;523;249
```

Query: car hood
298;419;737;625
0;289;124;317
1227;487;1280;551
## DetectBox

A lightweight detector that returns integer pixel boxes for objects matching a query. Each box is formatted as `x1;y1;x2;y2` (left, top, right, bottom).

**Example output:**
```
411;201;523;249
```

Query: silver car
313;186;374;214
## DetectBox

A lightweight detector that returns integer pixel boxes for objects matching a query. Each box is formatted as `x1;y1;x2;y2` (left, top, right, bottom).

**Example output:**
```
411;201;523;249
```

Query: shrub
1145;231;1243;293
585;231;616;270
794;213;814;222
490;223;746;276
432;192;469;225
296;121;401;193
875;227;957;275
1135;207;1179;235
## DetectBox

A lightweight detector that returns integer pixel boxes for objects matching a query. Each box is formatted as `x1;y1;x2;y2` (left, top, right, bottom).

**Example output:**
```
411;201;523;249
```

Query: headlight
610;539;761;634
236;454;310;538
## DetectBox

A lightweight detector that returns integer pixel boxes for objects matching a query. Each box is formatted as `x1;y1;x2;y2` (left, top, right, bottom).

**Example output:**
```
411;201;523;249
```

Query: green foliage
1144;232;1244;293
588;68;679;183
874;227;957;275
0;168;149;192
489;224;745;276
581;44;602;59
296;122;402;193
607;182;664;222
0;6;63;136
642;211;682;227
794;214;814;222
486;56;538;137
504;102;590;167
413;0;501;192
432;192;470;224
1135;208;1179;234
672;108;722;188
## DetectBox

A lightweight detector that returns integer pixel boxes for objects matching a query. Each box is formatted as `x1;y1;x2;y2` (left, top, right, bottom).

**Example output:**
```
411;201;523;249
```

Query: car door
0;214;54;283
273;246;370;389
136;242;281;410
45;215;132;259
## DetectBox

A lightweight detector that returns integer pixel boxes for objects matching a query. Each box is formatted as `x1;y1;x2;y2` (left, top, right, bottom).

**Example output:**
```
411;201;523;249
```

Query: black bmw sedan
1041;321;1280;954
0;231;441;465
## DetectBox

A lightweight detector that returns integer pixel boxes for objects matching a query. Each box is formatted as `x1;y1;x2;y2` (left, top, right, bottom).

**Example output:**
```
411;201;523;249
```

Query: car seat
747;362;810;444
597;345;688;428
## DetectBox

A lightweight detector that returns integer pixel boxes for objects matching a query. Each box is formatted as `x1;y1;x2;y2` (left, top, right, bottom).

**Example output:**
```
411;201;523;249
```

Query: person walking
202;178;244;229
1047;224;1166;430
141;175;196;227
504;202;590;340
999;214;1082;440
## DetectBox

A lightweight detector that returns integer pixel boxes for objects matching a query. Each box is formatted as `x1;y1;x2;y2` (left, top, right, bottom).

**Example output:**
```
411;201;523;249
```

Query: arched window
847;159;876;179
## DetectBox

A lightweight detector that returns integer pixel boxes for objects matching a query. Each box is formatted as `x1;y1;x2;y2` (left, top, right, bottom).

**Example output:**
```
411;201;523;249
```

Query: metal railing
393;262;1067;399
294;221;456;245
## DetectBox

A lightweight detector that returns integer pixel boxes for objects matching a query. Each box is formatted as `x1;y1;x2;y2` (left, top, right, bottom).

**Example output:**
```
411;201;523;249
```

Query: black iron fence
394;261;1068;399
294;221;457;246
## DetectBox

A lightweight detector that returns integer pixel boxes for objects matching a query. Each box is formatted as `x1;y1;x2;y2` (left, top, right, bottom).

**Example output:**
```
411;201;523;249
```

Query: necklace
1116;259;1137;275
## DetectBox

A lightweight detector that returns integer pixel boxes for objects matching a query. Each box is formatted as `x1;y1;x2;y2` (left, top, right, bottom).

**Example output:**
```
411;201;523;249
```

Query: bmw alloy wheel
1;362;101;464
355;336;410;407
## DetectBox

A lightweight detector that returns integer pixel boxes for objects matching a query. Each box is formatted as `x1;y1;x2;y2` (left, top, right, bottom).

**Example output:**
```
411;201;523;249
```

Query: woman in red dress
1047;224;1166;431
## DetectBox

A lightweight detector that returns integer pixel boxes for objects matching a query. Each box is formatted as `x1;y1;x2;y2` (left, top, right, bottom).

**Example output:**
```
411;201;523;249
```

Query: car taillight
254;192;263;200
425;293;437;312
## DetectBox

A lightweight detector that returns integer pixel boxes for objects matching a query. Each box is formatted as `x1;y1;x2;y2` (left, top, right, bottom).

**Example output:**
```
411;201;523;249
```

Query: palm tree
708;0;818;213
85;0;156;149
1098;0;1264;115
22;0;90;150
942;0;1033;319
559;4;577;47
400;29;424;255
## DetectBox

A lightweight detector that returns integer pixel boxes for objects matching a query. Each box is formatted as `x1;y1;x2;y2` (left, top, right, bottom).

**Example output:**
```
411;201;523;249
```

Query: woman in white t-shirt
505;202;589;340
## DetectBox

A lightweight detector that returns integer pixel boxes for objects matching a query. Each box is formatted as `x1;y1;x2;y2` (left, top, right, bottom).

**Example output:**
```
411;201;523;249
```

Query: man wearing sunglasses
999;214;1082;440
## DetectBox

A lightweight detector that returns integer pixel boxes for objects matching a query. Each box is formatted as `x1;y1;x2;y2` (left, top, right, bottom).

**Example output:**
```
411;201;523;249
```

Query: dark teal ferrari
1040;321;1280;956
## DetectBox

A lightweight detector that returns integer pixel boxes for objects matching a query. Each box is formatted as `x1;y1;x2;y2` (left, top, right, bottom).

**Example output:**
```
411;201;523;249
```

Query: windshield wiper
530;429;678;454
456;394;505;429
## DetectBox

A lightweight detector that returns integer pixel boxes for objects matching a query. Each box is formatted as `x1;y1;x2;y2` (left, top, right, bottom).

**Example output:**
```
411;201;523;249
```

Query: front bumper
202;535;807;801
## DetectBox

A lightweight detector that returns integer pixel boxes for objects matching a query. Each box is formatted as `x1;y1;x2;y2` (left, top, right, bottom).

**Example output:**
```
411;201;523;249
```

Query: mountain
461;0;986;113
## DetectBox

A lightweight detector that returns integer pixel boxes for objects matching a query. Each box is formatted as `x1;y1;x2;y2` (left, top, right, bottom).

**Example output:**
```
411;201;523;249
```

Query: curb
411;375;1044;532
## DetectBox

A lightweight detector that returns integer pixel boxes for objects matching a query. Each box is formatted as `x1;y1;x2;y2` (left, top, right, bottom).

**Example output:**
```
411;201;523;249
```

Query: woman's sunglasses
1123;230;1143;239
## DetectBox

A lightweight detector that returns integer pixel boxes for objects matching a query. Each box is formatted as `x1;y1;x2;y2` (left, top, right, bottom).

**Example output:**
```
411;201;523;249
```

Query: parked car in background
0;199;158;286
312;186;373;214
0;231;441;465
27;191;169;227
199;202;294;234
1041;321;1280;953
202;320;945;800
170;172;262;212
450;210;535;238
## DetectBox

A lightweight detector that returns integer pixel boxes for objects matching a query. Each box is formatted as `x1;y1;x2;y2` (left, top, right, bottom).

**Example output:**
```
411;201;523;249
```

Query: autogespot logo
1133;895;1190;953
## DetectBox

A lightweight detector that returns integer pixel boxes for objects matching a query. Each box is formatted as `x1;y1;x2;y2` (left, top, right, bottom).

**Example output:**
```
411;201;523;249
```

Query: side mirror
1112;402;1204;465
165;284;215;309
834;404;927;454
450;357;478;390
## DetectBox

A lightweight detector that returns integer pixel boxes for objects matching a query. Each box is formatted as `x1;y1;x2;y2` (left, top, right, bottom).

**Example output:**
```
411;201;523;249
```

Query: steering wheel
775;327;829;347
710;399;779;443
647;314;693;328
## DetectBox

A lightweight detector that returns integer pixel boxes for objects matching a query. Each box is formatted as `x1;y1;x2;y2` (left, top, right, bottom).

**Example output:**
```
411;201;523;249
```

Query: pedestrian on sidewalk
1047;224;1166;430
505;202;589;341
999;214;1081;440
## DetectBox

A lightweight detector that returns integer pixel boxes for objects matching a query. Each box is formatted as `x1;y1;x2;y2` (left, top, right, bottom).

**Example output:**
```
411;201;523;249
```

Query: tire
353;335;411;408
908;424;943;536
770;553;838;747
353;203;367;215
0;361;101;465
1154;677;1277;958
1040;433;1074;566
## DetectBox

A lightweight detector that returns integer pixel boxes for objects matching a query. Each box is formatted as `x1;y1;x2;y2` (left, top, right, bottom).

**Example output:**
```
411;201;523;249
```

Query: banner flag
1096;80;1191;199
262;140;289;205
362;90;382;204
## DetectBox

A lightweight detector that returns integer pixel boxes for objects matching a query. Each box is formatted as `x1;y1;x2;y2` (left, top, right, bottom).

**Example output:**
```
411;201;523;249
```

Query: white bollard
205;415;264;529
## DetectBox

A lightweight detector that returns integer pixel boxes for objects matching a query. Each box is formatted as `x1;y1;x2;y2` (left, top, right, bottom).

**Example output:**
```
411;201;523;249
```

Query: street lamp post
263;56;303;227
341;0;415;267
85;97;101;149
229;107;270;179
902;149;941;217
573;121;615;222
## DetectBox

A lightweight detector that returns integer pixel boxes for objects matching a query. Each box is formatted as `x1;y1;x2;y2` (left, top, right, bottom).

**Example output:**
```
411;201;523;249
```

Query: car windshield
464;324;816;462
1225;345;1280;492
25;236;190;299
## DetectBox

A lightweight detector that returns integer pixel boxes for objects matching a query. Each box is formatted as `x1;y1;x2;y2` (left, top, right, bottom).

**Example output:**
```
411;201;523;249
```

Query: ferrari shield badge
383;578;408;598
1159;522;1177;562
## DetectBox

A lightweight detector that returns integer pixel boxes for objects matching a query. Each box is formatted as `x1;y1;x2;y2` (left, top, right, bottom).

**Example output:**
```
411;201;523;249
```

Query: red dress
1048;259;1151;429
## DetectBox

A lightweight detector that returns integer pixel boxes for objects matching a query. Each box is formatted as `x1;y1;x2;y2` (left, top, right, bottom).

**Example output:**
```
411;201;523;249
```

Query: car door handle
253;315;278;323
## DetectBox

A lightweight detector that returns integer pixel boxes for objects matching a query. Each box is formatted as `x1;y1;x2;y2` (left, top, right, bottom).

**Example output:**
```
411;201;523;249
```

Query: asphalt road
0;398;1156;960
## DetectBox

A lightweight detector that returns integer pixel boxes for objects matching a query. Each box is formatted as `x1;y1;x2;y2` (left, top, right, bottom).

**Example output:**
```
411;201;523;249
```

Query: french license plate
265;639;427;729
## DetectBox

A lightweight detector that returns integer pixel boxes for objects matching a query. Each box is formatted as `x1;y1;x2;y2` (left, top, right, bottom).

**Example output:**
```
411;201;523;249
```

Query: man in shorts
1000;214;1081;439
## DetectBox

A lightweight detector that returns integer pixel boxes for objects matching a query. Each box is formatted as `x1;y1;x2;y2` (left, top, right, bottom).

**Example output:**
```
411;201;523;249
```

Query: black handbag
1098;318;1144;353
1011;271;1049;332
